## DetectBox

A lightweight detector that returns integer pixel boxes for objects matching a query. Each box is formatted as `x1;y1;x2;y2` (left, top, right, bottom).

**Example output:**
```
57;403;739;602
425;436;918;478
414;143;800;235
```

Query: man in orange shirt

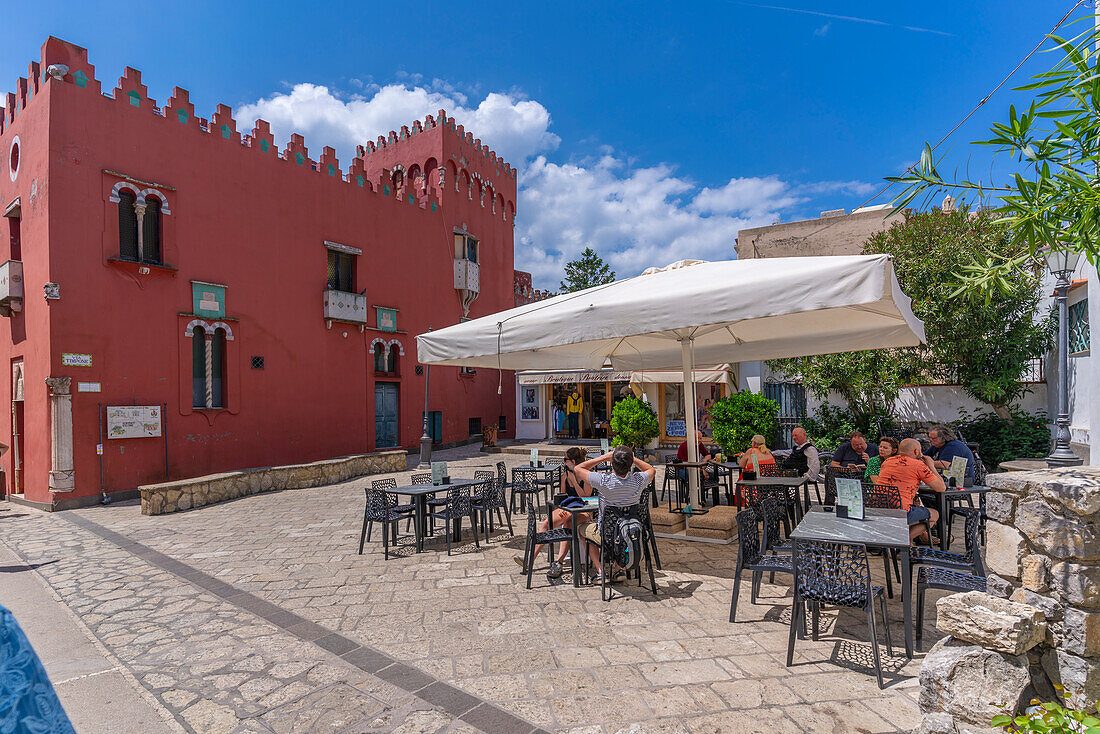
876;438;946;543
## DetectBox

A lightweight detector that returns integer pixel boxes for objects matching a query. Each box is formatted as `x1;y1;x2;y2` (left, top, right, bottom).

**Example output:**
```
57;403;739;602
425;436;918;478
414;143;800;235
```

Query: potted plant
708;392;779;456
610;396;659;453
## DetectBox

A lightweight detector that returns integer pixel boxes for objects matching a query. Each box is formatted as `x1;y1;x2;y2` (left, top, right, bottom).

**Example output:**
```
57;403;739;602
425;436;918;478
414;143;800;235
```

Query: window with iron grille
764;382;807;449
469;417;482;436
142;196;162;263
327;249;355;292
1070;299;1090;354
191;326;227;408
250;356;264;370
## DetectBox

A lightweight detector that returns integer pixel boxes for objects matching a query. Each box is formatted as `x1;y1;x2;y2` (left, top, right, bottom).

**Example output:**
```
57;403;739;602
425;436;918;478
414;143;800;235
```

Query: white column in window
205;332;214;408
46;377;75;492
134;200;147;261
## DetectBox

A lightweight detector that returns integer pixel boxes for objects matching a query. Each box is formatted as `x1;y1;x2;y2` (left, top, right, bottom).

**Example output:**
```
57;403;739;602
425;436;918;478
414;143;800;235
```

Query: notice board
107;405;162;439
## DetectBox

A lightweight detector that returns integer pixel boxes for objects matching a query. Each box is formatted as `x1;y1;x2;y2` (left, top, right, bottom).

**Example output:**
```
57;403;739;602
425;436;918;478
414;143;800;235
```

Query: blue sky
2;1;1089;287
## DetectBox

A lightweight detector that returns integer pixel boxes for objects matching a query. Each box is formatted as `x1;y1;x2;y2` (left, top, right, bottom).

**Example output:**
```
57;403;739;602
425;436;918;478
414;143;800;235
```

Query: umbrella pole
680;338;700;507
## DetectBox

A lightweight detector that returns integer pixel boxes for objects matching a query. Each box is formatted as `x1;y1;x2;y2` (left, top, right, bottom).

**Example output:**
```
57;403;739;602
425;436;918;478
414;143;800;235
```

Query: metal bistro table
921;485;990;551
735;475;808;522
513;465;560;508
790;507;914;658
386;478;482;552
667;461;716;510
551;495;600;587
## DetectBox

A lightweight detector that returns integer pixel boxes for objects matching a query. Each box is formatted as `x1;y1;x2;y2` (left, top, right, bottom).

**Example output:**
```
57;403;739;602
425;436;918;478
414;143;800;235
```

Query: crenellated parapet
0;36;447;214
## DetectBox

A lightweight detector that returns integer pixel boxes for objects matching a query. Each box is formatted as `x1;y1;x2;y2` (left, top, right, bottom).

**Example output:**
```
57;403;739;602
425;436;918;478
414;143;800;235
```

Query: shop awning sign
518;370;632;385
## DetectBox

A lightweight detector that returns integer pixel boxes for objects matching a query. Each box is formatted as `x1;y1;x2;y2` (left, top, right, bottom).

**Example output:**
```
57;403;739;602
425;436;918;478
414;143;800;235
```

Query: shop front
515;365;736;444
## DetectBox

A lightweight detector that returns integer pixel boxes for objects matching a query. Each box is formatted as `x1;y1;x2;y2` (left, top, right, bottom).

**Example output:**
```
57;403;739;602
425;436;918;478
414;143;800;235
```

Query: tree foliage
560;247;616;293
708;392;779;455
864;210;1053;417
768;349;910;432
610;396;659;449
889;20;1100;294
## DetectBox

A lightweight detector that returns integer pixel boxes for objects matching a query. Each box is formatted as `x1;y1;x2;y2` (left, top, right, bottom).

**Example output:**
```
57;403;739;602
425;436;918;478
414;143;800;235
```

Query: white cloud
235;80;869;290
236;83;559;166
814;22;831;37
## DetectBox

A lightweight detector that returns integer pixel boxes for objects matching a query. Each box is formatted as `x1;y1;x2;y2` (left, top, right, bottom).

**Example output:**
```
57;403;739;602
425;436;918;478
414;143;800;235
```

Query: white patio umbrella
417;254;925;504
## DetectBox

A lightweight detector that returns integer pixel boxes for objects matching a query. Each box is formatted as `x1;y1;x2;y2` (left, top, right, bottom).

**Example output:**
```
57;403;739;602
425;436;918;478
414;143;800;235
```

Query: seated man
782;426;820;482
573;446;656;583
830;430;878;468
927;425;976;483
676;429;715;482
876;438;946;543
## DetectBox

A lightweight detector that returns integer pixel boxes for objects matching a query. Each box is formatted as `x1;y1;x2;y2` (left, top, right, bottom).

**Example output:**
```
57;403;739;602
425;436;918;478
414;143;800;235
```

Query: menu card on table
947;456;968;488
530;449;539;466
601;439;610;453
835;478;865;520
431;462;448;485
751;453;761;475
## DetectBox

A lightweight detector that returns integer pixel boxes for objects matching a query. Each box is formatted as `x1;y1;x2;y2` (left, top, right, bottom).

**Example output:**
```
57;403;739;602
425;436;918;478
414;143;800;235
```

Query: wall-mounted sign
665;419;687;438
107;405;161;439
191;281;226;318
43;282;60;300
376;307;397;333
96;444;103;455
77;382;101;393
61;353;92;367
518;370;632;385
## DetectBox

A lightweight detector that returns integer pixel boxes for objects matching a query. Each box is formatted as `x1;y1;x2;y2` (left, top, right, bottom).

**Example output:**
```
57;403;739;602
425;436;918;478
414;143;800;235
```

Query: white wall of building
1043;261;1095;463
515;384;548;440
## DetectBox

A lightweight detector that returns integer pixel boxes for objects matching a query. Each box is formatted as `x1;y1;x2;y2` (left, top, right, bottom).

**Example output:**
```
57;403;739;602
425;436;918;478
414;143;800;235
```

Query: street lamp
417;327;433;470
1044;248;1084;468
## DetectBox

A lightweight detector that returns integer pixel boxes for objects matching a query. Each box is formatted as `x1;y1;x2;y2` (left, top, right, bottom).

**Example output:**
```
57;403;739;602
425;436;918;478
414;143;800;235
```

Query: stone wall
140;450;407;515
914;466;1100;734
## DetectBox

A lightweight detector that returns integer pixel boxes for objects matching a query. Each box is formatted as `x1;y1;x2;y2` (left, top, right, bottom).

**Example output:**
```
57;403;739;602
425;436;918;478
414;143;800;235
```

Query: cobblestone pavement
0;445;942;733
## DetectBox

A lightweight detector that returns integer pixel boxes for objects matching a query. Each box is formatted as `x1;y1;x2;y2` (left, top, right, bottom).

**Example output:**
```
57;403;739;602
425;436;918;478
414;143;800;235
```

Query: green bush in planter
709;392;779;455
610;396;659;450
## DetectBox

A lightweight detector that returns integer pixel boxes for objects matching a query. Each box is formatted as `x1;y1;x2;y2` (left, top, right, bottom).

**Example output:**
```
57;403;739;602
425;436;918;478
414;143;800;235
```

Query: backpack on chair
613;517;643;573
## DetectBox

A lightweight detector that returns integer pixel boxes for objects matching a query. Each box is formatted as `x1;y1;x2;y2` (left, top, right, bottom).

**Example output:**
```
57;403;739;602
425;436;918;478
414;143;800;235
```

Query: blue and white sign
665;419;687;437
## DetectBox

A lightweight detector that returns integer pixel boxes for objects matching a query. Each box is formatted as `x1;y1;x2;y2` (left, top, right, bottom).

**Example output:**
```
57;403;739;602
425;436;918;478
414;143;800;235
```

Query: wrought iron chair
520;502;574;589
358;484;415;560
946;457;988;546
823;465;864;506
787;540;893;689
742;486;792;541
638;482;662;569
583;504;658;602
729;505;794;622
661;461;684;505
369;477;414;533
510;467;544;517
411;472;431;484
427;485;480;556
472;474;512;537
916;567;987;649
860;482;903;597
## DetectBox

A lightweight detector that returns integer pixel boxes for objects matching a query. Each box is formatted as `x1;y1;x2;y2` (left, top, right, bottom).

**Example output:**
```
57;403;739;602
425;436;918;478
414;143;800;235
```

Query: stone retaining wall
139;450;407;515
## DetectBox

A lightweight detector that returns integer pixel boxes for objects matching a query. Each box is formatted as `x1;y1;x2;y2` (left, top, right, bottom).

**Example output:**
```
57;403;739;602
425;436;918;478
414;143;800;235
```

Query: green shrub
708;393;779;455
992;691;1100;733
610;396;659;449
802;402;899;453
956;409;1050;471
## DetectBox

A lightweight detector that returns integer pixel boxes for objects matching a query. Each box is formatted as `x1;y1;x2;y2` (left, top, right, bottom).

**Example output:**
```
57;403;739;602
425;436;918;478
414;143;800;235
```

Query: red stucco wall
0;38;516;506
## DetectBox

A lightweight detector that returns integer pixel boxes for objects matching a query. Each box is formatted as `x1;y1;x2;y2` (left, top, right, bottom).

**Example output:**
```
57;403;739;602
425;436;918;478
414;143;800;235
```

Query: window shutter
191;326;207;408
118;191;138;260
211;329;226;408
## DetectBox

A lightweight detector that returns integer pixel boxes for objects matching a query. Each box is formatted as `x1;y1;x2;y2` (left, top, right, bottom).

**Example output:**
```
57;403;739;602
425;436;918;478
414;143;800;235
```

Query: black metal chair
860;482;903;598
583;504;658;601
358;484;415;560
824;465;864;506
369;477;415;533
713;462;736;506
946;457;988;546
916;567;987;649
510;467;544;516
427;486;479;556
911;507;985;583
729;505;794;622
742;486;792;542
786;540;893;689
411;472;431;484
472;474;512;537
638;482;662;570
520;502;574;589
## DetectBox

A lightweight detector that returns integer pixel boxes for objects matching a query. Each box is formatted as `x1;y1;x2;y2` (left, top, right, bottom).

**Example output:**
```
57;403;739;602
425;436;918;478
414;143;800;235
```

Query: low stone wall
140;450;407;515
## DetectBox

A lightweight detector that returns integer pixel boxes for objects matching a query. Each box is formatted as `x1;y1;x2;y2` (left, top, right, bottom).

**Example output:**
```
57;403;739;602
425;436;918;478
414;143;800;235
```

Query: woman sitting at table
514;447;592;579
865;437;899;481
737;434;776;478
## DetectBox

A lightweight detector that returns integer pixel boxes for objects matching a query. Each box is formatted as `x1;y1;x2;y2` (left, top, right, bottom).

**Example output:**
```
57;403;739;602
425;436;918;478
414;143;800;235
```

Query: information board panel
107;405;162;439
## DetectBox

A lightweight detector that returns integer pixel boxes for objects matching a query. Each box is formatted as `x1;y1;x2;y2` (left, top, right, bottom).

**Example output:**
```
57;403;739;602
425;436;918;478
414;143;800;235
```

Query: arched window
191;326;207;408
392;169;404;197
389;344;401;376
142;196;162;263
374;343;387;373
211;328;226;408
118;189;138;260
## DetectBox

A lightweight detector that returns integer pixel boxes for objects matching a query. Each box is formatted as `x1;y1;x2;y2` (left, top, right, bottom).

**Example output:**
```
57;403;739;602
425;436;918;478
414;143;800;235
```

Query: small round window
8;136;19;182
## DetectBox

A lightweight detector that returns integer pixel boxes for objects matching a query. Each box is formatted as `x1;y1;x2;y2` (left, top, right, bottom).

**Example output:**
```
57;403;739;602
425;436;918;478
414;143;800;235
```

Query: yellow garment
566;394;583;414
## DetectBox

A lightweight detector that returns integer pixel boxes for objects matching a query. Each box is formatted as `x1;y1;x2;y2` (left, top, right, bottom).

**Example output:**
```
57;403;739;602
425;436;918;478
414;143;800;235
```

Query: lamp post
417;327;433;470
1045;249;1084;468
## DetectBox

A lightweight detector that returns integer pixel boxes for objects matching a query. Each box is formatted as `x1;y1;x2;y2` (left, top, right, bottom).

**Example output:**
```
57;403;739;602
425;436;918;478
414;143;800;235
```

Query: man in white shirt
782;426;820;482
573;447;656;583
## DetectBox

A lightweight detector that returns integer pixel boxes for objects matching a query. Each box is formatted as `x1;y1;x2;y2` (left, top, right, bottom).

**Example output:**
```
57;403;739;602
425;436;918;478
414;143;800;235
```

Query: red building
512;270;552;306
0;38;517;510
